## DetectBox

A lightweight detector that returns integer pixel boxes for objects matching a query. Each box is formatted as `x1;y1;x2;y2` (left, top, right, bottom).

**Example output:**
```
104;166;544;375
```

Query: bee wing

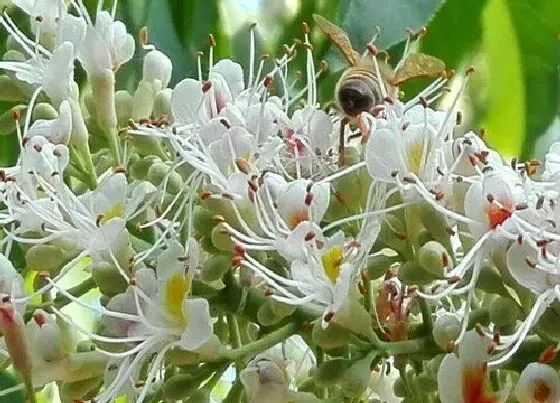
390;53;446;86
313;14;360;67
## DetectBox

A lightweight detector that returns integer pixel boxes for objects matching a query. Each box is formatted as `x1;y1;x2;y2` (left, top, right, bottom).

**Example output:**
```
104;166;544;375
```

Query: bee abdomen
336;68;383;117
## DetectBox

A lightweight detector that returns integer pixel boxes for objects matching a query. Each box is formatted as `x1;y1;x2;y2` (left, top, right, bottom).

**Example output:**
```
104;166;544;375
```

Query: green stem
363;278;373;313
22;373;36;403
315;346;326;399
419;298;434;335
105;127;121;166
223;378;243;403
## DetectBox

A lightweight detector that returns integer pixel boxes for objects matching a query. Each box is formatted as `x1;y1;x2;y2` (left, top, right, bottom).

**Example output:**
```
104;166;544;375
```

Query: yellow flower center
164;273;191;325
321;247;343;284
407;138;432;176
99;202;125;225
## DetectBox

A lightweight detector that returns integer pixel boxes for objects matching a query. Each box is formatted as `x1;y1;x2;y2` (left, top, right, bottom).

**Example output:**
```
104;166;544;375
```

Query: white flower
515;363;560;403
0;254;25;315
240;353;291;403
543;141;560;182
142;49;172;90
26;100;72;144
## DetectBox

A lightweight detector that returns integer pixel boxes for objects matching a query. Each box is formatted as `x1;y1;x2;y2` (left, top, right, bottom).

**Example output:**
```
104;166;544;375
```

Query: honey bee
312;14;446;118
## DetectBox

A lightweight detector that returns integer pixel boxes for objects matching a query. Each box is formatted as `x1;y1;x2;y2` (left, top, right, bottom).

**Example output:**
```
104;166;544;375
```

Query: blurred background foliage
0;0;558;165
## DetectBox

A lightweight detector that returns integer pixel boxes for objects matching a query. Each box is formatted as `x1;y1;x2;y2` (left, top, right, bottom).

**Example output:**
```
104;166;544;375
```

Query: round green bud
210;223;235;252
426;354;445;380
164;374;201;400
393;377;407;397
200;236;220;254
153;88;173;119
432;312;461;351
95;154;112;176
416;229;434;247
314;358;352;387
489;297;520;328
147;163;183;194
364;253;398;280
477;264;509;296
213;317;229;343
25;245;72;274
341;352;376;398
311;320;352;350
419;203;450;241
115;90;133;127
257;299;283;327
91;262;128;296
31;102;58;121
377;214;408;253
418;241;449;278
132;80;156;120
0;75;25;102
130;157;158;180
60;377;102;401
3;49;25;62
414;373;438;392
201;254;232;282
398;261;435;286
193;206;217;236
269;299;296;318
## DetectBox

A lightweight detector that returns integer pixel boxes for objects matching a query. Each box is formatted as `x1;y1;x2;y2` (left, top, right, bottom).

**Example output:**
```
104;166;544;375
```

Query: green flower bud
489;297;520;328
67;351;107;378
91;262;128;296
341;352;376;398
130;157;158;180
418;241;449;278
210;223;235;252
257;299;284;327
132;80;156;119
419;203;450;241
60;377;102;401
153;88;173;120
364;253;398;280
25;245;73;273
398;261;435;286
115;90;133;128
269;299;296;318
377;214;408;253
311;321;352;350
147;162;183;194
393;377;407;397
425;354;445;380
432;312;461;351
76;340;96;353
201;254;232;282
477;264;509;296
193;206;219;236
200;236;220;254
32;102;58;120
95;154;112;176
90;70;117;131
416;229;434;247
0;75;25;102
314;358;352;387
164;374;201;400
166;348;200;366
414;373;438;392
213;316;230;344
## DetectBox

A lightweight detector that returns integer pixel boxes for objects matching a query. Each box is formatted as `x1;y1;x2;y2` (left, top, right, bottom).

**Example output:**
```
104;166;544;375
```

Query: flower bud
67;351;108;378
0;75;25;102
201;254;232;282
90;69;118;130
115;90;133;128
515;362;560;403
213;316;229;343
91;262;128;296
143;50;172;90
489;296;520;328
32;102;58;121
419;203;451;241
164;373;202;400
147;162;183;194
130;156;159;180
76;340;97;353
314;358;352;387
0;302;32;375
60;377;103;401
377;214;409;253
132;79;156;120
257;299;284;327
193;206;218;236
269;299;296;318
341;352;376;398
25;245;73;274
364;253;398;280
153;88;173;120
418;241;449;278
240;356;290;403
398;261;435;286
95;154;113;175
393;377;407;397
311;320;352;350
432;312;461;351
210;223;235;252
477;263;509;296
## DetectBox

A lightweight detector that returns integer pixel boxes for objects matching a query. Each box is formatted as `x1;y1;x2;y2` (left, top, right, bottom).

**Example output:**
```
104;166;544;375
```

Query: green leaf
0;371;24;403
482;0;560;158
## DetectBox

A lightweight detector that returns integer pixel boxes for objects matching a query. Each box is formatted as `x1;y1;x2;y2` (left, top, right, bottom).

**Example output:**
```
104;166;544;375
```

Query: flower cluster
0;1;558;402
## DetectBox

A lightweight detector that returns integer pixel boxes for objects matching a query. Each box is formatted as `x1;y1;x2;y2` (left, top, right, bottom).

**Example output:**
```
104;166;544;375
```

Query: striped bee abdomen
336;68;382;117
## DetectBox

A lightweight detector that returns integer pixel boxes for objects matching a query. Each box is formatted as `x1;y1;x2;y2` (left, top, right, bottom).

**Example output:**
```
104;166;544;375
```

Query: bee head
337;72;383;117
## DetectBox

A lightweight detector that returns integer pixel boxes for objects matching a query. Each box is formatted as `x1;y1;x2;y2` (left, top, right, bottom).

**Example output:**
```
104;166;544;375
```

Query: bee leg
338;116;349;166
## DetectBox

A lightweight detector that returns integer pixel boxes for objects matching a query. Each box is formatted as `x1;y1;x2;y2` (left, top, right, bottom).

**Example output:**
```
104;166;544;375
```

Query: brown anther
11;108;21;121
442;252;449;268
128;277;137;286
536;239;550;248
515;202;528;211
235;158;250;174
475;324;485;337
261;53;269;60
208;34;216;47
221;192;235;200
486;194;494;204
139;117;150;125
21;137;28;148
537;195;545;210
33;144;42;153
539;346;557;364
357;282;365;295
52;149;61;157
35;15;43;22
202;80;212;93
445;226;456;236
493;332;501;345
402;176;417;184
127;119;138;130
395;232;407;241
113;165;127;174
466;66;476;75
446;341;455;353
456;111;463;126
419;96;428;108
263;75;274;88
1;296;9;303
200;192;212;200
371;105;385;117
139;26;148;45
446;70;456;80
247;180;258;193
525;257;537;268
402;122;410;131
435;191;445;201
530;159;541;167
33;313;46;327
487;344;495;354
447;276;461;284
295;71;303;80
468;154;477;166
234;245;245;256
323;311;335;323
517;234;523;245
366;43;378;56
304;192;313;206
96;214;104;227
304;231;316;242
231;255;243;267
383;96;394;105
135;381;146;388
38;271;50;280
477;128;485;139
264;289;274;297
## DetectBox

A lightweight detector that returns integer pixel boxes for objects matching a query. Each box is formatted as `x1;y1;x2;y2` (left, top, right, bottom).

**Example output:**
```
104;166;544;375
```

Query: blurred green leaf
0;371;24;403
482;0;560;157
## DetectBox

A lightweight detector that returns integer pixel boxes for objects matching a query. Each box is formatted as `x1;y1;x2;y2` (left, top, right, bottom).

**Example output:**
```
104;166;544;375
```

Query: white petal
365;127;405;182
155;240;185;283
172;78;203;124
213;59;244;98
179;298;213;350
515;362;560;403
437;353;462;403
506;242;551;294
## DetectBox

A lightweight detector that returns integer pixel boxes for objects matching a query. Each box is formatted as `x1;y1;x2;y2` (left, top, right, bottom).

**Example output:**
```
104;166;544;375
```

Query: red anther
446;341;455;353
468;154;477;166
323;311;335;323
33;313;46;327
247;180;258;193
493;331;501;345
442;252;449;268
263;75;274;88
466;66;476;75
525;257;537;268
383;96;394;105
517;234;523;245
129;277;137;286
113;165;127;174
434;191;445;201
264;289;274;297
200;192;212;200
486;194;494;204
202;80;212;93
539;346;557;364
395;232;407;241
357;282;365;295
231;255;243;267
139;26;148;45
33;144;42;153
208;33;216;47
366;43;378;56
234;245;245;256
301;21;309;34
304;231;316;241
360;270;367;282
419;96;428;108
447;276;461;284
536;239;550;248
402;176;417;184
530;159;541;167
348;240;361;249
371;105;385;117
96;214;104;227
11;108;20;121
475;324;485;337
304;192;313;206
